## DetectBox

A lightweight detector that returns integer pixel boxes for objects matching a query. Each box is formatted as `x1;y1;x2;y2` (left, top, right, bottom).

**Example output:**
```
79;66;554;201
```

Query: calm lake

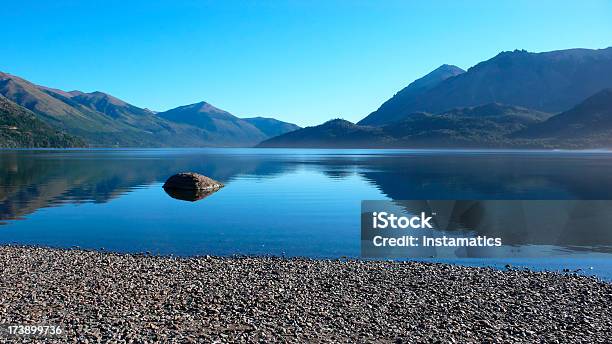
1;148;612;279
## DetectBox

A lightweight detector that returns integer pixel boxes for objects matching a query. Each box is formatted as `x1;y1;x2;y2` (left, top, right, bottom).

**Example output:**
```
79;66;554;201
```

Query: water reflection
0;149;294;222
1;148;612;257
163;187;221;202
373;200;612;255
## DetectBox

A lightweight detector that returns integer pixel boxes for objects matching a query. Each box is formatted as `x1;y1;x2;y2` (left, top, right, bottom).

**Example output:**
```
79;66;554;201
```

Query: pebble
0;245;610;343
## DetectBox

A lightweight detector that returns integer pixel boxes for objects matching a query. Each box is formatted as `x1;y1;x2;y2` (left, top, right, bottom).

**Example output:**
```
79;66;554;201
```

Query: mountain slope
441;103;551;120
382;104;549;148
257;119;391;148
0;71;296;147
242;117;300;138
359;47;612;126
67;91;154;119
360;64;465;125
259;104;551;148
0;94;85;148
156;102;267;146
0;72;172;146
515;89;612;146
0;72;112;128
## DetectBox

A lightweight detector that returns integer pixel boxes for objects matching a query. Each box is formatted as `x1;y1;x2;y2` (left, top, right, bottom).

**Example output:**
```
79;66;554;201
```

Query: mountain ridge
0;72;299;147
258;100;612;149
359;64;465;125
359;47;612;126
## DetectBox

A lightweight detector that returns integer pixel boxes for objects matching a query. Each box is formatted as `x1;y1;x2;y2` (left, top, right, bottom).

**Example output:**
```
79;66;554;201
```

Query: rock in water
163;173;224;191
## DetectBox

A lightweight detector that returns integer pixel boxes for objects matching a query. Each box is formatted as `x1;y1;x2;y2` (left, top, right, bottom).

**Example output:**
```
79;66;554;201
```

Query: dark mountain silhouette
359;47;612;126
257;119;392;148
0;94;85;148
382;104;551;147
258;103;551;148
242;117;300;138
515;89;612;147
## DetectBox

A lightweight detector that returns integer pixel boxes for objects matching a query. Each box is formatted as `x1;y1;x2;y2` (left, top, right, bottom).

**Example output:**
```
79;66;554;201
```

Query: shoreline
0;245;610;342
4;147;612;152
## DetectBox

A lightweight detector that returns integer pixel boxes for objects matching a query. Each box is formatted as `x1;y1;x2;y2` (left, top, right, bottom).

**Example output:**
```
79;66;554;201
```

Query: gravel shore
0;246;610;343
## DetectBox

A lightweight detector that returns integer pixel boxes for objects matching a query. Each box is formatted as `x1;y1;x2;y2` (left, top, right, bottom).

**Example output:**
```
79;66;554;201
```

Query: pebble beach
0;245;610;343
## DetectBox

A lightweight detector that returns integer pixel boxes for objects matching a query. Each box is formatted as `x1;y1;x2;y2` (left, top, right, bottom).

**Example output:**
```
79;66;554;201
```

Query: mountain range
0;72;300;147
260;47;612;149
3;46;612;149
258;90;612;149
257;103;552;148
359;47;612;126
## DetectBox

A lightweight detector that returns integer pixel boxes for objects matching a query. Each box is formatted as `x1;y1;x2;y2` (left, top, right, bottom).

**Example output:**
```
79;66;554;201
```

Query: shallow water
1;148;611;280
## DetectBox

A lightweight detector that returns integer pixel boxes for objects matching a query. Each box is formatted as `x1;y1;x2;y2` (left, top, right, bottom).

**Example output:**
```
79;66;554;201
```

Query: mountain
360;64;465;125
0;71;298;147
242;117;300;138
0;71;178;146
156;102;268;146
258;104;551;148
381;104;550;148
257;119;391;148
515;89;612;147
359;47;612;126
0;94;85;148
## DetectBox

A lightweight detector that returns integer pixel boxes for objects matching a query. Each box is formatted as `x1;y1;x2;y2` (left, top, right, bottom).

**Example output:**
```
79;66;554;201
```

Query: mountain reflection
1;149;612;252
0;149;294;222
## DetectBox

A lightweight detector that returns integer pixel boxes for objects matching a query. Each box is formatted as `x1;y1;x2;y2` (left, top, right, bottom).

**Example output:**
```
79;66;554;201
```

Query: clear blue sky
2;1;611;126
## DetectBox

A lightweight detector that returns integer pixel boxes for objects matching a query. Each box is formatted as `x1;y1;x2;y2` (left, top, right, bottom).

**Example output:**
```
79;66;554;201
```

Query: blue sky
2;1;611;126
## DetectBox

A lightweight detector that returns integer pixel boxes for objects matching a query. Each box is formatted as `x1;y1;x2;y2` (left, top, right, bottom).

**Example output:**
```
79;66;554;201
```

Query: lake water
1;148;612;280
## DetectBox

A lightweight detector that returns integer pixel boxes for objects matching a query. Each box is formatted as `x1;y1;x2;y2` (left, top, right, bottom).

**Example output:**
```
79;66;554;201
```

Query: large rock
163;173;223;191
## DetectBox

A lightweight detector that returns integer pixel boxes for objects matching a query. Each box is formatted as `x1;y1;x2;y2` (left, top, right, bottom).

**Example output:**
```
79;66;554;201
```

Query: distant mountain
242;117;300;138
156;102;268;146
257;119;391;148
515;89;612;147
0;71;297;147
359;47;612;126
360;64;465;125
0;94;85;148
258;103;552;148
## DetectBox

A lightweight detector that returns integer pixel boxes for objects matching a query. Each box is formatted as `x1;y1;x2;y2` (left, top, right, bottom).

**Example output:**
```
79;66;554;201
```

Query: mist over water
1;148;612;279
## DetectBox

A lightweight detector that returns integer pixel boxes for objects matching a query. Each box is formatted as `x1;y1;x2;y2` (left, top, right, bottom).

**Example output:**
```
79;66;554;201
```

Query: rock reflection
163;187;220;202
